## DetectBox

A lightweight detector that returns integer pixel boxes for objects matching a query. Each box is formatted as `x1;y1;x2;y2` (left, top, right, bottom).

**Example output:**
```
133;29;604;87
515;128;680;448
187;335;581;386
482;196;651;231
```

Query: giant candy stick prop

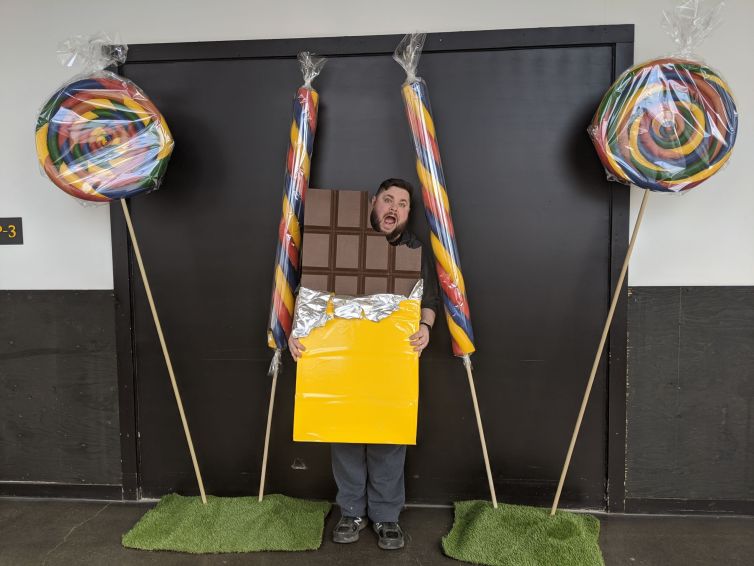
394;33;496;508
401;80;476;357
551;0;738;515
395;40;475;357
260;52;325;501
267;74;322;353
35;35;207;503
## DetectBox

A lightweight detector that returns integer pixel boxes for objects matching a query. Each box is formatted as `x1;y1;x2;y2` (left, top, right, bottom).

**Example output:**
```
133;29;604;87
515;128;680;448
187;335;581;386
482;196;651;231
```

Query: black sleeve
420;241;440;314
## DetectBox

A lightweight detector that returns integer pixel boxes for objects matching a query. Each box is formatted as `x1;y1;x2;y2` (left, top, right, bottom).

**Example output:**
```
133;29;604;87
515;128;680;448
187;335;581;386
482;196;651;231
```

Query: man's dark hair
375;178;414;199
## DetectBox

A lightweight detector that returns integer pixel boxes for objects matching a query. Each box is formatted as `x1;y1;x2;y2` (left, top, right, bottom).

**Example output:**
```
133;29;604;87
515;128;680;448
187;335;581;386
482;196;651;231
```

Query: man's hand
289;336;306;361
409;324;430;354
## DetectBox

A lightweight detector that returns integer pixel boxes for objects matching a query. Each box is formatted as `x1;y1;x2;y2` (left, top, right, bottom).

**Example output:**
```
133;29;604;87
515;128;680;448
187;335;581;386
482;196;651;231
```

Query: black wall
0;291;121;498
626;287;754;514
2;286;751;511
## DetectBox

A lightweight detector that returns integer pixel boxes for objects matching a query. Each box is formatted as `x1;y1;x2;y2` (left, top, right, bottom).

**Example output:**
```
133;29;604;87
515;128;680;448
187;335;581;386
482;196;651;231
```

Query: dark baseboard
2;482;752;516
0;482;124;500
625;497;754;516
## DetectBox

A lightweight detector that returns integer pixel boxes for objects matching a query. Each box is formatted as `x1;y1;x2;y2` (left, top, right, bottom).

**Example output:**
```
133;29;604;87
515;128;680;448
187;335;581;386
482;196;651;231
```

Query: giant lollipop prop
552;0;738;515
259;52;325;501
394;33;496;508
35;35;207;503
590;58;737;193
36;76;173;202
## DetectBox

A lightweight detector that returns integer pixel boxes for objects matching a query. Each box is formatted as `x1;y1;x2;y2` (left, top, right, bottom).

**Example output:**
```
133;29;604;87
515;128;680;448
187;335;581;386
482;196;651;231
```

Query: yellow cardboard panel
293;299;420;444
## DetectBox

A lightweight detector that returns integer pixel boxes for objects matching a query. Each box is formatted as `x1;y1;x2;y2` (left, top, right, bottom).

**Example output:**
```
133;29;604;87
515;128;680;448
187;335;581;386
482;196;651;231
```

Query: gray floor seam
41;502;112;565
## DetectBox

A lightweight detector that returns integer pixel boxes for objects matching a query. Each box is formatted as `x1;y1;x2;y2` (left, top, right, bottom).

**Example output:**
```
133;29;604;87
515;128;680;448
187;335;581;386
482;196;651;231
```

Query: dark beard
370;209;407;242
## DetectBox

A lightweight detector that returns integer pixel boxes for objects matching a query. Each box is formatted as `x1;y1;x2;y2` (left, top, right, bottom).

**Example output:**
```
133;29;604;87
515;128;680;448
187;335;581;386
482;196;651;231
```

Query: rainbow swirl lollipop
35;73;174;202
590;58;737;192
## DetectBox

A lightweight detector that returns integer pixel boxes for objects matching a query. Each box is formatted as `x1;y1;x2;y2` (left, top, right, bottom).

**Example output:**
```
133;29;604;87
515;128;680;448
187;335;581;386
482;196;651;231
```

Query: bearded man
289;177;439;550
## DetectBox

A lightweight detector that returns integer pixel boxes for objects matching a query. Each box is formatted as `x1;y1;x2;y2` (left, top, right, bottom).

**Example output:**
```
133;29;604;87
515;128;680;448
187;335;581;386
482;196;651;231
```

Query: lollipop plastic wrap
267;52;326;358
394;33;475;357
35;34;174;202
589;0;738;192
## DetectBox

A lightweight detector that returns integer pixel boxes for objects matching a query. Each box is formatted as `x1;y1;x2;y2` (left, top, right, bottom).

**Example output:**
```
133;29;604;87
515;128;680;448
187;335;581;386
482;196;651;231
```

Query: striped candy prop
36;74;174;202
395;40;475;358
589;58;737;193
266;54;325;354
394;33;496;509
260;53;325;502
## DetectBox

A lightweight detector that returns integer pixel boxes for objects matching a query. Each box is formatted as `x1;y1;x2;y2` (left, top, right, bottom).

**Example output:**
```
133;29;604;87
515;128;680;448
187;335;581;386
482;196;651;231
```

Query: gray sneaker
332;516;368;543
373;521;405;550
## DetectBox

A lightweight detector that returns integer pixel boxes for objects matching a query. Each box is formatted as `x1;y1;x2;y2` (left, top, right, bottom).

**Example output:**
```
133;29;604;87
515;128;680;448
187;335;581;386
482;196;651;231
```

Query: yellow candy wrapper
292;284;422;444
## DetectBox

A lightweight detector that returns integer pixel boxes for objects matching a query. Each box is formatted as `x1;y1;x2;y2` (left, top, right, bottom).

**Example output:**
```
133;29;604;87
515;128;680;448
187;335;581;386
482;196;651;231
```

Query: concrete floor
1;498;753;566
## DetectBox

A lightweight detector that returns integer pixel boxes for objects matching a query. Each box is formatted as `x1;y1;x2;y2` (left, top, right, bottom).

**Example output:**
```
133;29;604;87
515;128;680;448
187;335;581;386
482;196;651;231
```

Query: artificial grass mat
122;493;331;553
442;500;604;566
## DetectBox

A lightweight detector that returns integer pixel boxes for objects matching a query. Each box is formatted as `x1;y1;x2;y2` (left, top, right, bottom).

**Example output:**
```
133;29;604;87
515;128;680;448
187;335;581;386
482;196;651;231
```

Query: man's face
370;186;411;240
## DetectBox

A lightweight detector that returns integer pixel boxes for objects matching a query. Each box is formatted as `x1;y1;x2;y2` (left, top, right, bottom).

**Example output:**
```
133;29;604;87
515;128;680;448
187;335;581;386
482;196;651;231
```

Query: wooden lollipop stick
464;356;498;508
550;189;650;516
258;351;281;501
120;199;208;504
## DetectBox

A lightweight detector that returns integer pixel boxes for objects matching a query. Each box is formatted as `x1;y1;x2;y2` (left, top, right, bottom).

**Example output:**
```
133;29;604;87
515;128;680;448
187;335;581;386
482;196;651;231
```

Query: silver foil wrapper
291;279;423;339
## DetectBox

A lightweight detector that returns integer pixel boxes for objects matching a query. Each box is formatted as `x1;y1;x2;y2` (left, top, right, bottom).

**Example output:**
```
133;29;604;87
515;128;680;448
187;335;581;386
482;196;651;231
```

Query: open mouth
382;213;397;229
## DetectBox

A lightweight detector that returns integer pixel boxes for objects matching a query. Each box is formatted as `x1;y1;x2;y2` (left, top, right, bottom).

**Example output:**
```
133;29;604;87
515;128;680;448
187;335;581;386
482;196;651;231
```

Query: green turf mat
441;500;604;566
122;493;331;553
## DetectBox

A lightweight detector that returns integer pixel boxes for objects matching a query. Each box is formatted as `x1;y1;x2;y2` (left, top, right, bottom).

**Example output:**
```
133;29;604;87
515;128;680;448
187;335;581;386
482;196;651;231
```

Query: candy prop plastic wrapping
588;1;737;193
589;59;737;192
35;36;173;202
292;283;423;444
267;53;326;361
394;34;475;357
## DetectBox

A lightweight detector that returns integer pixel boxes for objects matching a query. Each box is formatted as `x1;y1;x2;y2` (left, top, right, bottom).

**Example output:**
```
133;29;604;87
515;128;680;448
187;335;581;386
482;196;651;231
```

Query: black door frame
110;24;633;511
